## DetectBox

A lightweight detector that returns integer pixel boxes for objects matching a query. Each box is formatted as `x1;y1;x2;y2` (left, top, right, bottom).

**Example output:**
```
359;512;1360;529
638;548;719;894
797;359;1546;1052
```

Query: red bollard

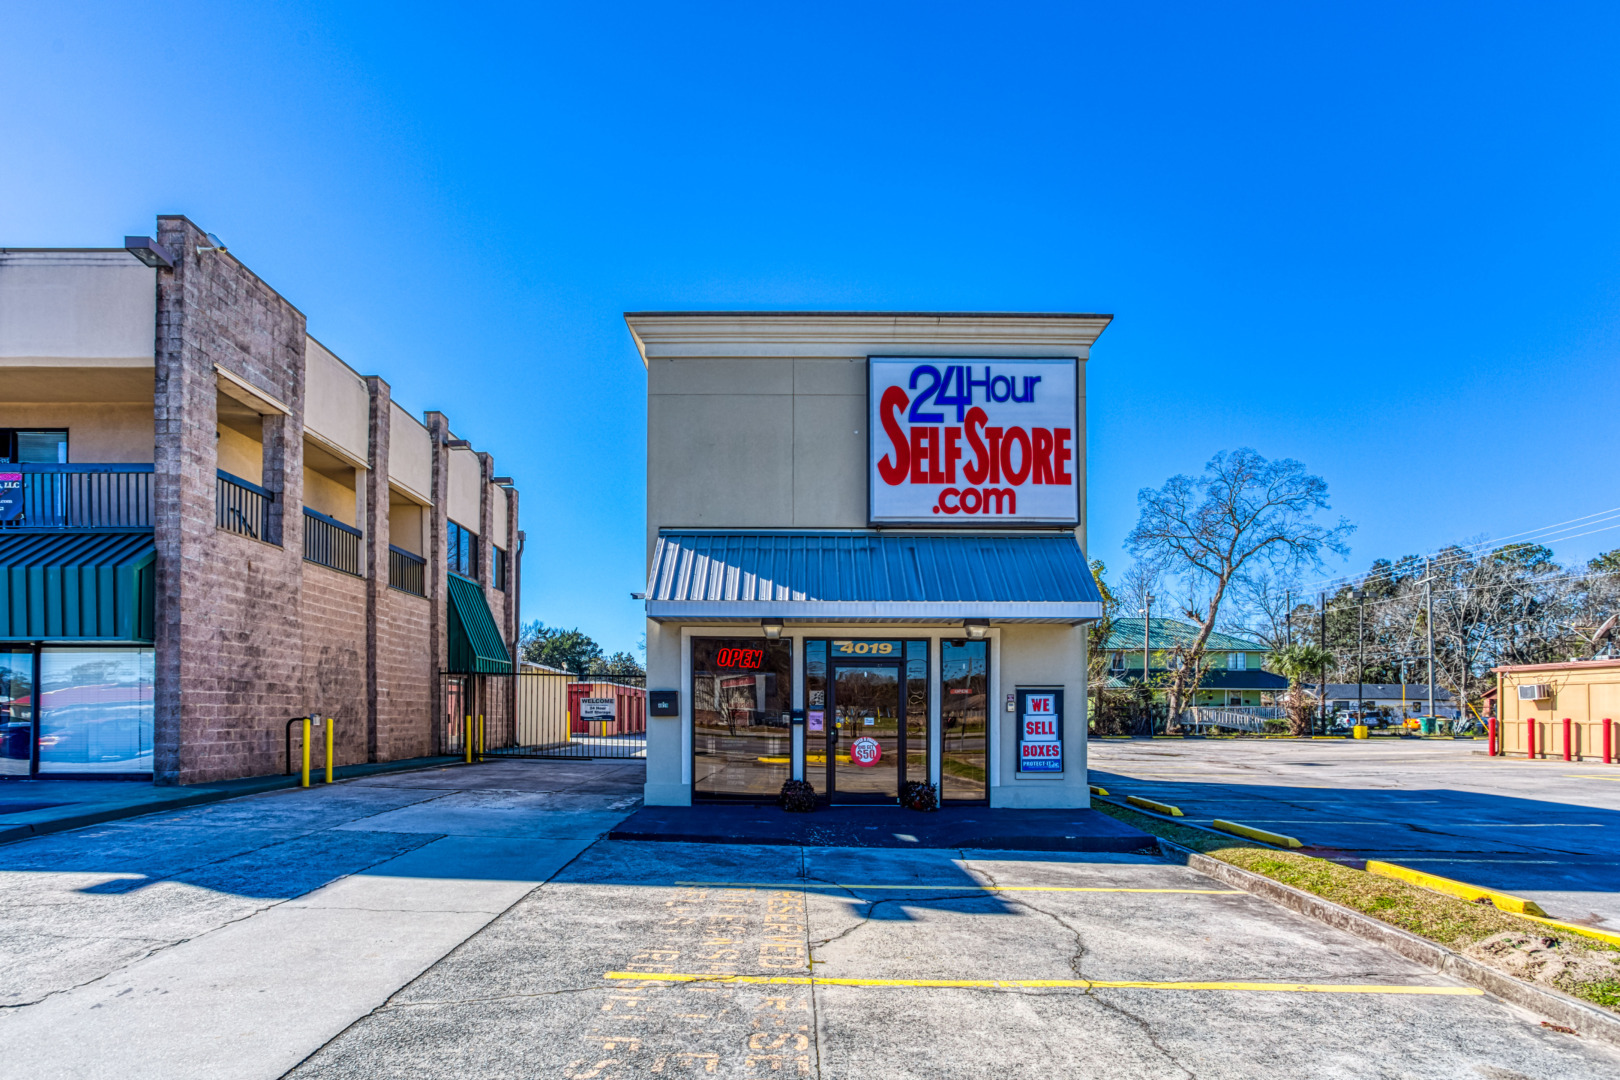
1605;718;1613;765
1527;718;1536;760
1488;717;1497;756
1564;717;1573;762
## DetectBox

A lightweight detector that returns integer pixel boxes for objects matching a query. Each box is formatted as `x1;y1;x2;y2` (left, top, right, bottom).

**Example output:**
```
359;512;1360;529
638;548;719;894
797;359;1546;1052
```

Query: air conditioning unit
1517;684;1552;701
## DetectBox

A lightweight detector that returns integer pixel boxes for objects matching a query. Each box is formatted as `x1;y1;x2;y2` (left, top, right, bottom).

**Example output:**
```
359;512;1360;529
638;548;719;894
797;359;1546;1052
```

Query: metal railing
1185;706;1287;733
216;469;274;542
388;544;426;596
0;464;154;530
303;507;362;576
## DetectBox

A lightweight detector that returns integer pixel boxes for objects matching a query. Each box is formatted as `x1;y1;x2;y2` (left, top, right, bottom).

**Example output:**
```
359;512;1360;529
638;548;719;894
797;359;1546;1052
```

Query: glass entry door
827;663;904;802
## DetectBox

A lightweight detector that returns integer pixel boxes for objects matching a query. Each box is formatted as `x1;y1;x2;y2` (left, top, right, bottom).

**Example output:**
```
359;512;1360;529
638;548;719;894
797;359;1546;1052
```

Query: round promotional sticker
850;736;882;767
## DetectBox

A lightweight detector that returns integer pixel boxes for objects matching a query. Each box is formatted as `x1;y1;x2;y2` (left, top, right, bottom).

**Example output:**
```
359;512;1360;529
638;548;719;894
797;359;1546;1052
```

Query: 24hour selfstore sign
869;357;1079;526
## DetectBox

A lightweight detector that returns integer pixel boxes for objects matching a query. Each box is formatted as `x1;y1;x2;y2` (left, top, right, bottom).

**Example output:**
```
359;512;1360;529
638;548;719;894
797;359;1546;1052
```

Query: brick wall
149;216;517;783
377;587;433;759
300;564;368;768
155;216;308;784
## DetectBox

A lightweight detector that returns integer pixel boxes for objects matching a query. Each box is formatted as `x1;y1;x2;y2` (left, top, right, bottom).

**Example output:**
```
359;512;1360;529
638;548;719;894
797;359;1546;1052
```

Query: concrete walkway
1089;736;1620;929
0;755;465;844
0;759;643;1080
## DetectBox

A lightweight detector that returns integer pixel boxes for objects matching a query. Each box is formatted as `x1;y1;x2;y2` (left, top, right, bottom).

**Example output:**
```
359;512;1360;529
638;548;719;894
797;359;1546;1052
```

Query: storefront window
805;640;827;795
1;648;33;776
692;637;792;799
906;641;929;786
37;648;155;774
941;639;988;802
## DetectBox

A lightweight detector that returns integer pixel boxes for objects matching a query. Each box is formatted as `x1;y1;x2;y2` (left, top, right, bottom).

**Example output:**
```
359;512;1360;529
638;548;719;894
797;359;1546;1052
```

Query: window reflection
941;639;988;801
38;648;155;774
692;637;792;798
1;648;33;776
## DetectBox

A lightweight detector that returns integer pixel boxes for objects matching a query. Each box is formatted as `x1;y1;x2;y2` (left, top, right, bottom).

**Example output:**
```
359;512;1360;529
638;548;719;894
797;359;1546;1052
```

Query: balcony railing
0;464;154;530
303;507;362;576
388;545;426;596
217;469;274;542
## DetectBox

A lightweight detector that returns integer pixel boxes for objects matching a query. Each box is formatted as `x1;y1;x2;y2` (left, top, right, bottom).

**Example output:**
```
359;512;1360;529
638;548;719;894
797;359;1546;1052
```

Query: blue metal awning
645;531;1104;622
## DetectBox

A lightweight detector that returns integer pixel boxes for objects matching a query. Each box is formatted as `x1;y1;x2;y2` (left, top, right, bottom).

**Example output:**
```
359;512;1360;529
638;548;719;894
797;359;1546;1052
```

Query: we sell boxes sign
1018;690;1063;773
869;357;1078;526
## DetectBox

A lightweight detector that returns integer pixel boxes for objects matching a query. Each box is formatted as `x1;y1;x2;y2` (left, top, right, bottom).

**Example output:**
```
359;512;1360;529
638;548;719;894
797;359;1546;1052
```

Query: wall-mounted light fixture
492;476;515;486
443;438;471;449
124;236;175;268
963;618;990;640
630;592;646;601
761;619;785;640
195;232;228;255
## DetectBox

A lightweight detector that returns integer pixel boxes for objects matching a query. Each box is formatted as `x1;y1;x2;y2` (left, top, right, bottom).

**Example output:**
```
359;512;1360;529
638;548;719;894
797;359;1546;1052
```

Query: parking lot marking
606;972;1482;995
673;881;1244;894
1565;774;1620;782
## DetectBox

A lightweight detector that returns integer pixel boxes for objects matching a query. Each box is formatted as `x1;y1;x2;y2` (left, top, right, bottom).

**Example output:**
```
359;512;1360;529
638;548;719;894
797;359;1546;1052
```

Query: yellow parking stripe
605;972;1480;995
672;881;1243;894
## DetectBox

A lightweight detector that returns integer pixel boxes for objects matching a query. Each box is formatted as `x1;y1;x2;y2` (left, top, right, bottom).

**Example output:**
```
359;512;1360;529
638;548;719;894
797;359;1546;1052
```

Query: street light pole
1425;556;1436;728
1353;588;1365;727
1318;591;1327;736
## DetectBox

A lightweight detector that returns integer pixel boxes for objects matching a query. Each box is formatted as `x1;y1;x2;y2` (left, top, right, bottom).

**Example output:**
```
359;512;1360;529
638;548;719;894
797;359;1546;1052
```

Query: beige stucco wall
638;314;1102;562
388;403;432;502
389;491;426;556
303;458;358;526
0;252;155;364
634;314;1109;809
0;403;154;463
448;446;482;531
994;623;1090;808
217;424;264;485
304;338;369;466
491;483;508;545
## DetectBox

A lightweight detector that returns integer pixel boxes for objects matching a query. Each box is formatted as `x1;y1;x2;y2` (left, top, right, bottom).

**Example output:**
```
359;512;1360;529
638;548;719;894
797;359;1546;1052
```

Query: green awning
0;531;156;641
446;572;511;674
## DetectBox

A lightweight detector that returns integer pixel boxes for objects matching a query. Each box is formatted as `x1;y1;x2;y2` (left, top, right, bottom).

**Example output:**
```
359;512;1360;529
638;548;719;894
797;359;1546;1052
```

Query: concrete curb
0;755;467;847
1159;838;1620;1049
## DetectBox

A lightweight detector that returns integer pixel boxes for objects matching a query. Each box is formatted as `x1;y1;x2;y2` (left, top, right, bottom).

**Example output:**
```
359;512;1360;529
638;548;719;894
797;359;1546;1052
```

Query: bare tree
1126;448;1353;727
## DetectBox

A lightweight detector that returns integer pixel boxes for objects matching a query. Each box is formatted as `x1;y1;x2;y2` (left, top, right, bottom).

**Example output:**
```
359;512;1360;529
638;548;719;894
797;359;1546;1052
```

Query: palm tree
1268;643;1334;736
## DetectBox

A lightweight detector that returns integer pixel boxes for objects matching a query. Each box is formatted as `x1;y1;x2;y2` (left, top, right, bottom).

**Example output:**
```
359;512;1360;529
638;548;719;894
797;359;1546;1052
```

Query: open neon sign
716;647;765;670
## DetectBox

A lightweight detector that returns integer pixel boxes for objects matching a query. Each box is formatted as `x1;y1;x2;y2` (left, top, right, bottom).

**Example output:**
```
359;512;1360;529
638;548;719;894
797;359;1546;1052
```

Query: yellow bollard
301;716;312;787
464;715;473;764
325;718;335;784
477;714;485;762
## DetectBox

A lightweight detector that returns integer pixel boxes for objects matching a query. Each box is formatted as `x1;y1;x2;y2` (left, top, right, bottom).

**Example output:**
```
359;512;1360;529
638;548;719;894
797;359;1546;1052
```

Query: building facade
0;217;518;784
632;312;1109;809
1493;659;1620;760
1102;618;1284;707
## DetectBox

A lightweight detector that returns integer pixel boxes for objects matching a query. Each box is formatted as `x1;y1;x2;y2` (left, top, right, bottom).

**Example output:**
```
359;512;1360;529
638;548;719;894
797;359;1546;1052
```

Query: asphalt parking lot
1088;737;1620;930
2;756;1617;1079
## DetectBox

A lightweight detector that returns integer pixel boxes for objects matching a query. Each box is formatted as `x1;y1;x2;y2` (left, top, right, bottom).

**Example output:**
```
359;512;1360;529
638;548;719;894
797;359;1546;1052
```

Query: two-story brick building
0;216;518;784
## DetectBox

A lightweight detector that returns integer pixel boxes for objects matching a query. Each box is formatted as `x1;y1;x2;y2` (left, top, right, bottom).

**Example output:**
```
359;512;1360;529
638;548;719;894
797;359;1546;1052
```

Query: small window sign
1017;688;1063;773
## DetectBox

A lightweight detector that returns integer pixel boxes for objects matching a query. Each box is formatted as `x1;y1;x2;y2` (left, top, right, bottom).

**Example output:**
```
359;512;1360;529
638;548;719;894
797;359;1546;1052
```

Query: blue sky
5;2;1618;653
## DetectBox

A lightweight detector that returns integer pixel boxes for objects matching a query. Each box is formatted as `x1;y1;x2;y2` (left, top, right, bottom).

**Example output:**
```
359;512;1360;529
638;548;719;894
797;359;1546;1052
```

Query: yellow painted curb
605;972;1480;995
1089;785;1109;796
1126;795;1184;816
1517;913;1620;948
1365;861;1547;916
1212;819;1304;849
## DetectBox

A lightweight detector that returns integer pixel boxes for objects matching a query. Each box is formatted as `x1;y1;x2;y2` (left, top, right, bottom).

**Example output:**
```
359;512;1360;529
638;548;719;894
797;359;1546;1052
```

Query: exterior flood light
963;619;990;640
124;236;175;268
761;619;785;640
195;232;228;255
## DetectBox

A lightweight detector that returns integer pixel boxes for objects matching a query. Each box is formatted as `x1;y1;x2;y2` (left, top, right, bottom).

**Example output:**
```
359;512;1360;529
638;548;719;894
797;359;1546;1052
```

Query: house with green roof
1101;618;1286;706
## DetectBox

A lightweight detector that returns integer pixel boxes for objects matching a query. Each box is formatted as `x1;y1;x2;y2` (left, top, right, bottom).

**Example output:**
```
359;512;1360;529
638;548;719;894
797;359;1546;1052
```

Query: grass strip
1091;797;1620;1016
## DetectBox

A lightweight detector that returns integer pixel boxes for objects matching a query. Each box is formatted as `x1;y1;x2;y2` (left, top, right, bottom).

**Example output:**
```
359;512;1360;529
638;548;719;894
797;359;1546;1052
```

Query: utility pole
1286;590;1293;647
1425;556;1436;727
1143;593;1154;734
1353;588;1365;727
1318;591;1327;736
